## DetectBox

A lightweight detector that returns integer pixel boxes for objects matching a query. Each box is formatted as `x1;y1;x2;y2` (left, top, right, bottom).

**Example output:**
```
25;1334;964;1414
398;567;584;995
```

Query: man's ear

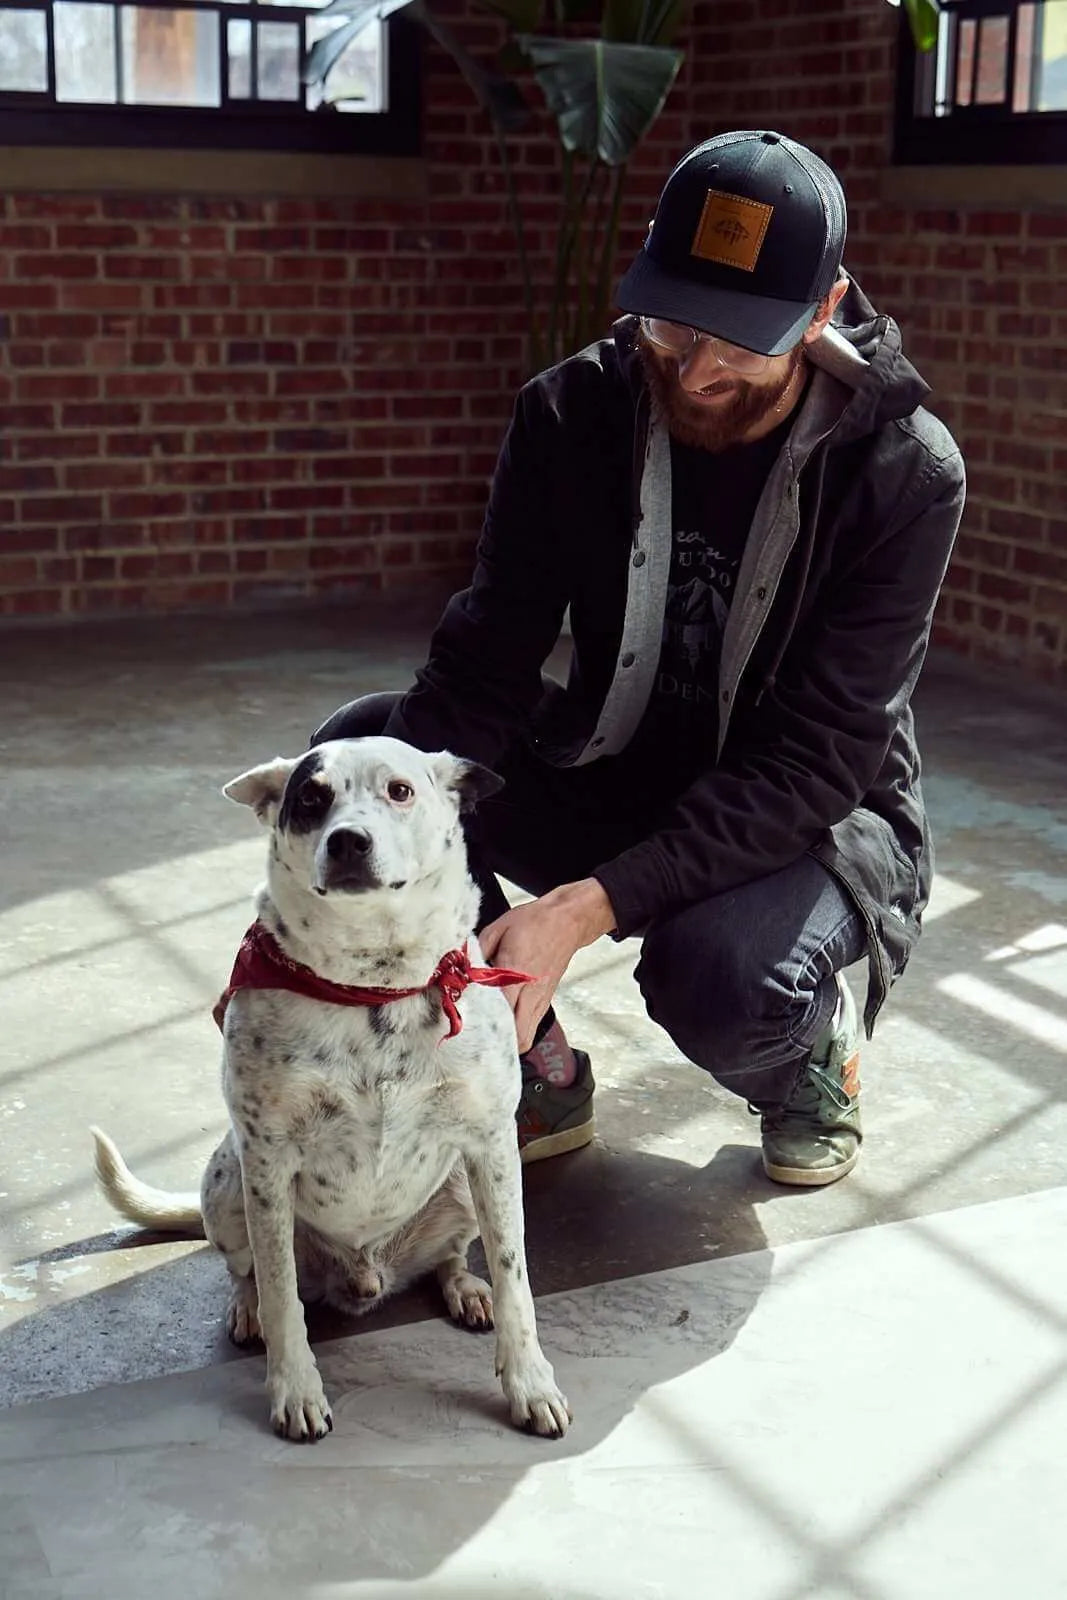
222;756;301;825
431;754;505;814
803;273;850;344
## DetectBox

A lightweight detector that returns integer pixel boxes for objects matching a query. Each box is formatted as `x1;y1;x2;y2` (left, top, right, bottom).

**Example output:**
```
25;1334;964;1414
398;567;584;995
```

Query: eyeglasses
639;316;772;376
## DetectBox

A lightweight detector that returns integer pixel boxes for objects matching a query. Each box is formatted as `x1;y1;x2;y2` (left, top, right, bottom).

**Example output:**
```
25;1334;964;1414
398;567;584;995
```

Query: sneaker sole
519;1117;595;1166
762;1147;860;1186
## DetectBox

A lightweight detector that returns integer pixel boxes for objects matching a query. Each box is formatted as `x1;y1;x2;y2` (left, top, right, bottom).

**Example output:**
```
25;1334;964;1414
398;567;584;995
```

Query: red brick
965;213;1023;238
20;494;104;524
105;431;186;458
1013;547;1067;584
1029;213;1067;239
190;371;271;397
0;225;54;248
66;461;148;491
60;284;146;310
0;557;40;586
61;402;141;428
15;253;98;279
56;224;138;249
111;492;189;521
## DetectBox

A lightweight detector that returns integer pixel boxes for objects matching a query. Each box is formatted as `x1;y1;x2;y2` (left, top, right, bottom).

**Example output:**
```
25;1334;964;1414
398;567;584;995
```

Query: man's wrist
545;878;618;944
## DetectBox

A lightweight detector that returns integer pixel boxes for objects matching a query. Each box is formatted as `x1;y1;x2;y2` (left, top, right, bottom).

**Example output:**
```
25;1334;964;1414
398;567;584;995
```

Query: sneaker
517;1049;595;1164
760;973;862;1187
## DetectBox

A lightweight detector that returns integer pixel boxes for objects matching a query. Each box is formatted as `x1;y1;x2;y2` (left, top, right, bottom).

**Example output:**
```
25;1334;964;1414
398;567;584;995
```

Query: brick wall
0;6;683;620
2;0;1066;686
689;0;1067;685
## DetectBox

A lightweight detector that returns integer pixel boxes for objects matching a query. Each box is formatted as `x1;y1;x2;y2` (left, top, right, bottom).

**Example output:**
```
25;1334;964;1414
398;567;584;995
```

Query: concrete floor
2;599;1066;1597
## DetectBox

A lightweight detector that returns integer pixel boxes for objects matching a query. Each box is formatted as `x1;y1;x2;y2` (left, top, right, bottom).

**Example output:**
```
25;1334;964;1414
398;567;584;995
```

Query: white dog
91;736;570;1443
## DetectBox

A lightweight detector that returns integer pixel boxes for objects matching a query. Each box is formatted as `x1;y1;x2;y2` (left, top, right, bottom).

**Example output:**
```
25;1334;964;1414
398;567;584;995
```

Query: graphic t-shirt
626;410;795;794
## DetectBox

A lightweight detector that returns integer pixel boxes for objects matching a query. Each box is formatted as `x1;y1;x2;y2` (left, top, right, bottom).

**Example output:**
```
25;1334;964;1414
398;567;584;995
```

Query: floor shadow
0;1143;771;1590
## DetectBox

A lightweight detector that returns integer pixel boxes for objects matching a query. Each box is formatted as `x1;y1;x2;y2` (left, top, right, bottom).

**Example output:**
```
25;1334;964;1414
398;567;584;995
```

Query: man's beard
638;339;804;452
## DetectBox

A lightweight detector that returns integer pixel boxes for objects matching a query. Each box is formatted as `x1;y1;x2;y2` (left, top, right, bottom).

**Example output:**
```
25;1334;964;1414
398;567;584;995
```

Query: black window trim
0;3;421;154
894;2;1067;166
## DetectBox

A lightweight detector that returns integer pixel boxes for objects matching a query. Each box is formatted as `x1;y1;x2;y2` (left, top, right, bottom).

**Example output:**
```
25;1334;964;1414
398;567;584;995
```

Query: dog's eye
292;780;332;817
387;780;414;804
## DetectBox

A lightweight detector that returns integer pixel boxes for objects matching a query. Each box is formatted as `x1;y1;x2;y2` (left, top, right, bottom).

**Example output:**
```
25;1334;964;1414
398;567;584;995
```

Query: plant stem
559;155;603;355
548;147;576;366
592;160;627;338
570;157;605;350
494;122;541;372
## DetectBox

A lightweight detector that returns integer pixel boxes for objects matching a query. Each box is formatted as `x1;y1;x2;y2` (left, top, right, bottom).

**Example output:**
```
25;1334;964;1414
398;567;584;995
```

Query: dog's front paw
266;1361;333;1443
226;1286;262;1347
441;1269;494;1331
500;1359;571;1439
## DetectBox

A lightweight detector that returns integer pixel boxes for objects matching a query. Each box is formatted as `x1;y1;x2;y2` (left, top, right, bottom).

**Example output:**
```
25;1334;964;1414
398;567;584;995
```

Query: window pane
121;7;221;106
956;16;977;104
55;2;117;102
1037;0;1067;109
975;14;1009;104
0;7;47;91
257;19;298;99
1014;2;1037;109
305;14;383;112
227;16;250;97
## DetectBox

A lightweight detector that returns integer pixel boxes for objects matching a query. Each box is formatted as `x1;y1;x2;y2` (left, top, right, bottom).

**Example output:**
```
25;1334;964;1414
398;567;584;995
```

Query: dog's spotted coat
92;737;570;1443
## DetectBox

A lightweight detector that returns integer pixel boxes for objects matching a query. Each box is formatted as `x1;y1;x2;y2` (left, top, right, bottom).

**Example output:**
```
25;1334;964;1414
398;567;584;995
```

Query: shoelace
748;1062;852;1125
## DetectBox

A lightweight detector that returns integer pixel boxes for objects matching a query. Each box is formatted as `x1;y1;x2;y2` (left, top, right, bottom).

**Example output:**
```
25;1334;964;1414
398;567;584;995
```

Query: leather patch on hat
691;189;774;273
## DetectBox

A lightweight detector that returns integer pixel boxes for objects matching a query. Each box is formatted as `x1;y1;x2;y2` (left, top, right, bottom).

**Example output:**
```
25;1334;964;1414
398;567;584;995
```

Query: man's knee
636;912;764;1079
309;690;403;748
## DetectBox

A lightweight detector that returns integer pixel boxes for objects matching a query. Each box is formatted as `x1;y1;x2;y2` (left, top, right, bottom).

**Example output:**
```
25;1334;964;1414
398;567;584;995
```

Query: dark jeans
312;694;868;1110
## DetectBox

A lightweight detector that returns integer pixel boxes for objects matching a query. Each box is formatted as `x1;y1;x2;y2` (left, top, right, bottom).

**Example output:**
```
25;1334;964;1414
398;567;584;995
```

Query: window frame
894;1;1067;166
0;0;421;154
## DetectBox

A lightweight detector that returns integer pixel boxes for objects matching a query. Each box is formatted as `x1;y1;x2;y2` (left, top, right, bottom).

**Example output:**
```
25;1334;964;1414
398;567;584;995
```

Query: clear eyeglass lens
642;317;769;375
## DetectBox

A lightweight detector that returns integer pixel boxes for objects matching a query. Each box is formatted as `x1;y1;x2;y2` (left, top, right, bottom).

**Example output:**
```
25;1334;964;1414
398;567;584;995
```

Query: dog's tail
90;1126;205;1235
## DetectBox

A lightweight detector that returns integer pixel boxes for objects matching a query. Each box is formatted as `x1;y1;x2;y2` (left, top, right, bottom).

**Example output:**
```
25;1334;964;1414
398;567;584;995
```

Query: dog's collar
213;922;534;1042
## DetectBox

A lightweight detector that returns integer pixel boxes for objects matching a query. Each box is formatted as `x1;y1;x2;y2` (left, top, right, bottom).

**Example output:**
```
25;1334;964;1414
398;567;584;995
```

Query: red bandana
213;922;535;1042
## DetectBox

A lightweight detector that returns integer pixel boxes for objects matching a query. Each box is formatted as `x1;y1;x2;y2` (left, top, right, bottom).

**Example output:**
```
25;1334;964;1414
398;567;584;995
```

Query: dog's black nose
326;828;373;863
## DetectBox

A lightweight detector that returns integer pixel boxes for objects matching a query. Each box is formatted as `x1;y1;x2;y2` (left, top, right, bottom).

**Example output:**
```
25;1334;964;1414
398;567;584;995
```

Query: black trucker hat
616;130;847;357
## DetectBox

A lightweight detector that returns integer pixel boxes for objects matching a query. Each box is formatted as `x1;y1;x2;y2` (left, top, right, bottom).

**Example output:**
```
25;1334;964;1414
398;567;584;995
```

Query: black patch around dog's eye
278;752;333;835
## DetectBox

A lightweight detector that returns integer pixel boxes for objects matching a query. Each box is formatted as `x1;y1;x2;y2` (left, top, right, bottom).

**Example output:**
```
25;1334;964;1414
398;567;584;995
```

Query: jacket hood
610;273;931;446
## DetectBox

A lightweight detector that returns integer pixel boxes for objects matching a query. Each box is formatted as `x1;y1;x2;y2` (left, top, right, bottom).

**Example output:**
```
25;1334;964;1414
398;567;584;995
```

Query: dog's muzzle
316;827;378;893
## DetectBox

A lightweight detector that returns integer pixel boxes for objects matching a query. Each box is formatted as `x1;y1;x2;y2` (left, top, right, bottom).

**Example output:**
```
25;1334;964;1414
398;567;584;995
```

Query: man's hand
479;878;617;1053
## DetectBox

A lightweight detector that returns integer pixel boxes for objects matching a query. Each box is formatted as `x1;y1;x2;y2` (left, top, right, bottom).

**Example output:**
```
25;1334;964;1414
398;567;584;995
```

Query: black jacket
387;286;966;1033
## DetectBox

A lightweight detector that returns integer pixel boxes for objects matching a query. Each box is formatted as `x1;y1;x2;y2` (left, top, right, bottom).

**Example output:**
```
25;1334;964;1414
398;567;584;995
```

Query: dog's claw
267;1367;333;1443
441;1271;495;1333
502;1364;571;1439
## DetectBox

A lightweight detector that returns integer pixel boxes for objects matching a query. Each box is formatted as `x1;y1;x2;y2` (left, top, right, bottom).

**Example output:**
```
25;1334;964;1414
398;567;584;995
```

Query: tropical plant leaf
516;36;683;165
641;0;685;47
305;17;364;83
305;0;413;85
902;0;939;52
418;2;530;129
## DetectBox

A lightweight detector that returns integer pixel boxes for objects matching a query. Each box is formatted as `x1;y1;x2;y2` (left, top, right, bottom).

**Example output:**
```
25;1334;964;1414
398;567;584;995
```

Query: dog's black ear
433;754;505;814
223;757;301;825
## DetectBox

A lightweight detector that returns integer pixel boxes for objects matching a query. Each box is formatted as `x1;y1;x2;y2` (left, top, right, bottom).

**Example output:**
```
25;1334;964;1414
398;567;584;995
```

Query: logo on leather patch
691;190;774;272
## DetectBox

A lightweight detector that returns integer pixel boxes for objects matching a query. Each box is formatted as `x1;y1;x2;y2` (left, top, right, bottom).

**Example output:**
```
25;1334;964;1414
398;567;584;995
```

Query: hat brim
616;249;819;358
